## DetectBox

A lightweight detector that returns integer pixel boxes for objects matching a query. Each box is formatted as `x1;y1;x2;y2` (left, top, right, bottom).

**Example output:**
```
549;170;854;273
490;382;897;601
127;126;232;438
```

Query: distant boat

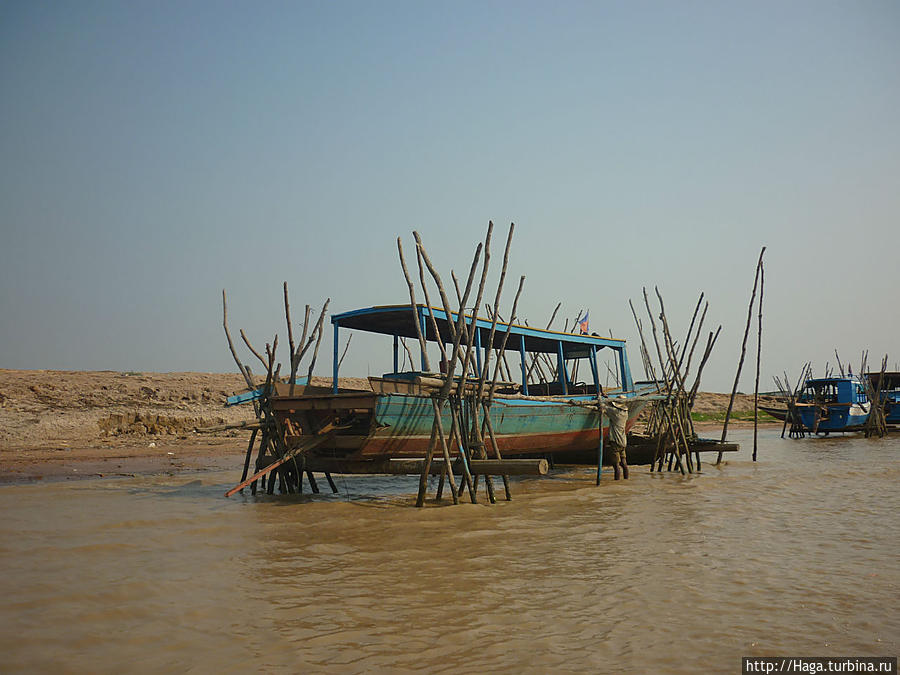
792;376;870;434
865;372;900;426
758;404;789;422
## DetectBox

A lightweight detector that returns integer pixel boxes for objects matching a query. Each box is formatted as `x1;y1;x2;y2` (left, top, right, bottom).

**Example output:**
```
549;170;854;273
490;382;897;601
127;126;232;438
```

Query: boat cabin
797;377;868;406
330;304;634;398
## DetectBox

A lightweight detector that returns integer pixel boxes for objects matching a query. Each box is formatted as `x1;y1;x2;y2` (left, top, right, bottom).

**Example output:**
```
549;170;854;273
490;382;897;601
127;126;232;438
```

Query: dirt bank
0;369;772;483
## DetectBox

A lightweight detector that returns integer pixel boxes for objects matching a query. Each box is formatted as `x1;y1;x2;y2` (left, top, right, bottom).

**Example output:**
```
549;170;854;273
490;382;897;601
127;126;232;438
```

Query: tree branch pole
398;237;432;371
222;289;256;390
448;222;494;500
413;231;483;504
719;246;766;463
338;334;353;370
240;329;268;370
306;299;331;381
642;288;686;474
688;326;722;408
416;246;448;364
753;264;764;461
525;302;562;383
399;237;439;504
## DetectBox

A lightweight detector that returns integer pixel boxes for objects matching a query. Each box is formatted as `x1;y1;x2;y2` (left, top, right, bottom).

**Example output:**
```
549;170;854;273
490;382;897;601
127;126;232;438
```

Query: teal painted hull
357;393;646;459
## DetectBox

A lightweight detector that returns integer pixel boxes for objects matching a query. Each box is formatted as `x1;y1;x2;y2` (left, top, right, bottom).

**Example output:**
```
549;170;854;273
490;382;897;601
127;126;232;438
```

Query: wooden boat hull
274;391;648;461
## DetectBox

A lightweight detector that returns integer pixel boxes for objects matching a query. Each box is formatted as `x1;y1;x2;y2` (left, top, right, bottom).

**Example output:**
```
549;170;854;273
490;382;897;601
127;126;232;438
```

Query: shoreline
0;368;780;485
0;420;780;487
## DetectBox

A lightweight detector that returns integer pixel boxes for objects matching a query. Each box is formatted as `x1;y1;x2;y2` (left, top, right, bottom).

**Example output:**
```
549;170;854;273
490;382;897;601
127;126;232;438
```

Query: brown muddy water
1;427;897;673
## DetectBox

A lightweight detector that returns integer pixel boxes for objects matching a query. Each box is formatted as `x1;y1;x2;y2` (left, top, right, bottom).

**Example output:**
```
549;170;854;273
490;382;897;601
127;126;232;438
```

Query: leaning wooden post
596;406;605;486
239;428;259;490
484;272;526;501
415;232;484;503
306;299;331;381
642;288;686;474
399;237;442;505
753;263;764;461
222;290;256;391
475;223;515;500
719;246;765;463
398;238;432;371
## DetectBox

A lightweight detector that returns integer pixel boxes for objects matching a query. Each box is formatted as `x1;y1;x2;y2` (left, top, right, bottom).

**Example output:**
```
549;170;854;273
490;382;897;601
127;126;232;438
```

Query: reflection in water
1;429;897;673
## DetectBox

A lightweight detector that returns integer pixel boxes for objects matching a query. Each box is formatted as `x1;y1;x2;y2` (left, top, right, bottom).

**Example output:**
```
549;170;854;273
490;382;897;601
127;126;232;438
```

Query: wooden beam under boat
270;457;550;476
546;437;740;466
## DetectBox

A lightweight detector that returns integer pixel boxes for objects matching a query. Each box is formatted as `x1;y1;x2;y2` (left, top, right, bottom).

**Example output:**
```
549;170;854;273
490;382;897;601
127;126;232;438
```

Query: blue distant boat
866;372;900;426
793;376;870;434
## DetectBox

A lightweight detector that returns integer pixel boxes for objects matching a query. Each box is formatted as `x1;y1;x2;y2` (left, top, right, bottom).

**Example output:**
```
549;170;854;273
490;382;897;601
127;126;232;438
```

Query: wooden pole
306;299;331;380
222;290;255;390
719;246;765;462
239;428;258;490
398;238;432;372
596;407;604;485
753;263;764;461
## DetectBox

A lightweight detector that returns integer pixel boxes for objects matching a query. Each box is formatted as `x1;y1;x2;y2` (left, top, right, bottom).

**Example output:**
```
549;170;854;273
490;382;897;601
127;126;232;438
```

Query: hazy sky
2;0;898;392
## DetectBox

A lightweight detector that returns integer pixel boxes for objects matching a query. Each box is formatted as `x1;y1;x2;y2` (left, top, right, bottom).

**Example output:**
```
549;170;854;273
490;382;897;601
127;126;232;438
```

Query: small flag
579;311;589;335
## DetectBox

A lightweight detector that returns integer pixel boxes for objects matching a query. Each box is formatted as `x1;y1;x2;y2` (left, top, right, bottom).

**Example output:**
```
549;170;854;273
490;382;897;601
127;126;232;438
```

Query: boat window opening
801;382;839;403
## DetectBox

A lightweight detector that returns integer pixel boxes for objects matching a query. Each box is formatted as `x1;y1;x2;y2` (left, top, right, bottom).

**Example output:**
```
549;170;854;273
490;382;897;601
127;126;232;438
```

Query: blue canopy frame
330;304;633;395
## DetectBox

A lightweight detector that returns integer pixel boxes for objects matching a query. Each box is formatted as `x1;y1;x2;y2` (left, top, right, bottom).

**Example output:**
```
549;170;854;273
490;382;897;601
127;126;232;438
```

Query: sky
1;0;898;393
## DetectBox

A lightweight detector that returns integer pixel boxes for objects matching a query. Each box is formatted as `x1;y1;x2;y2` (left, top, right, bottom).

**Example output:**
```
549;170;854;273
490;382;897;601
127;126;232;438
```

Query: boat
262;304;658;463
757;404;789;422
865;372;900;426
792;376;870;434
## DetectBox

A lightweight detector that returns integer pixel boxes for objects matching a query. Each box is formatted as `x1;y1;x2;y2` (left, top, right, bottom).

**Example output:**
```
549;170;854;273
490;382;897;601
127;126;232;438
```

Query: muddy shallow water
1;427;897;673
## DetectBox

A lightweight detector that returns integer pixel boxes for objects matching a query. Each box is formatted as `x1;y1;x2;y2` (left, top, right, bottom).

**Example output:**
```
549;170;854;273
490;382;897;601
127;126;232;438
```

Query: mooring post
239;428;258;491
332;322;340;394
596;406;605;485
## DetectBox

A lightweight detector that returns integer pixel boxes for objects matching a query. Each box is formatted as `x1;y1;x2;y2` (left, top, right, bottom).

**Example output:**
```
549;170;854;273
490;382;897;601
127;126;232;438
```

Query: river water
1;427;897;673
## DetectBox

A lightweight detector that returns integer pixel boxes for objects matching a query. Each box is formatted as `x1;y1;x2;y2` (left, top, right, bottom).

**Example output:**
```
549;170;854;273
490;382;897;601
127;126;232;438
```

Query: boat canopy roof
865;372;900;389
806;376;860;385
332;304;625;358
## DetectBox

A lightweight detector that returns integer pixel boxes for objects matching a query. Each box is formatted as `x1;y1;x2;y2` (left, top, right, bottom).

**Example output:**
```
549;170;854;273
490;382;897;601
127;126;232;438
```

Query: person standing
605;395;629;480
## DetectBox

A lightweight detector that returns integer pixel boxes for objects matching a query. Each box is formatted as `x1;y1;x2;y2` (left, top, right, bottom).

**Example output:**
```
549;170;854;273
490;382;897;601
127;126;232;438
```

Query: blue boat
866;372;900;426
793;376;870;434
266;304;657;461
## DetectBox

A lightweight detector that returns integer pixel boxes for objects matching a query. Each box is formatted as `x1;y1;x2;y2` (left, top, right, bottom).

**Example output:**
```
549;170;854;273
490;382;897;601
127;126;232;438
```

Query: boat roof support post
332;322;340;394
519;334;529;396
618;347;633;392
419;308;428;371
590;345;600;393
393;334;399;373
557;341;568;396
474;320;482;375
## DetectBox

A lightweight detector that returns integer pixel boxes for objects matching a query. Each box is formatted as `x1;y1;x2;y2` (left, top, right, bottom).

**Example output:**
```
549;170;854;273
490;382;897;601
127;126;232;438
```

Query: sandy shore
0;369;777;484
